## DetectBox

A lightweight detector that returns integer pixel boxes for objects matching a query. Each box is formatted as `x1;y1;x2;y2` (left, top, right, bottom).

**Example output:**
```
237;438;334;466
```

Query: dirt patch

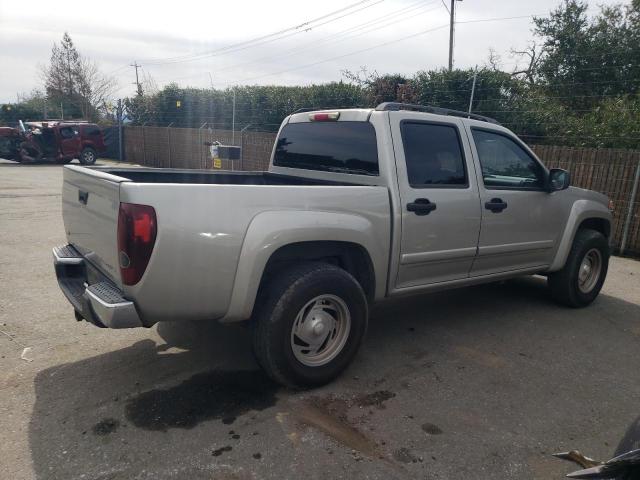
295;402;380;458
454;346;508;369
125;369;278;431
355;390;396;409
421;422;443;435
393;447;420;463
92;418;120;436
294;390;396;459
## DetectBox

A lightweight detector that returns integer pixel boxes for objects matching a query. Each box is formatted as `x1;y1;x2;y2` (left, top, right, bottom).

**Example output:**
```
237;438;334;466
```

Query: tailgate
62;166;129;287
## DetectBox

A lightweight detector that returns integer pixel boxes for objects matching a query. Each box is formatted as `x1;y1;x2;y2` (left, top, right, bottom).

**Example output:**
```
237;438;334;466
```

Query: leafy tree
41;32;116;120
533;0;640;110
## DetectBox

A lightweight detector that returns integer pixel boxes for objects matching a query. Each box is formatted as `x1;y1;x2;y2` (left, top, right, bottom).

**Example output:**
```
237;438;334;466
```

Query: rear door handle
407;198;437;216
485;197;507;213
78;190;88;205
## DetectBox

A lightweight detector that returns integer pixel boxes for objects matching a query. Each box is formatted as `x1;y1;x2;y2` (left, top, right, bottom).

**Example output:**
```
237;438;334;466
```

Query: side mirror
547;168;570;192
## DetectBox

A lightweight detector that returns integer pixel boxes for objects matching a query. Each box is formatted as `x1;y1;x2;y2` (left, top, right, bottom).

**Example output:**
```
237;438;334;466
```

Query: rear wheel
252;262;368;389
79;147;97;165
548;228;609;307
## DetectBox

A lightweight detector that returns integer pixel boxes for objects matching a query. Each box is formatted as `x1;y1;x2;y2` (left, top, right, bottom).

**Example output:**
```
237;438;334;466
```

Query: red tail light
309;112;340;122
117;203;157;285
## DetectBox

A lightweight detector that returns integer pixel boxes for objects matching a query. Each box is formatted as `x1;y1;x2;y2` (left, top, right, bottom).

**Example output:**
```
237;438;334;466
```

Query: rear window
273;121;379;176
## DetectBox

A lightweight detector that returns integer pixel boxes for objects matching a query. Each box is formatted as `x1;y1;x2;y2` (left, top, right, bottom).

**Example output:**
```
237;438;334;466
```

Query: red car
0;121;106;165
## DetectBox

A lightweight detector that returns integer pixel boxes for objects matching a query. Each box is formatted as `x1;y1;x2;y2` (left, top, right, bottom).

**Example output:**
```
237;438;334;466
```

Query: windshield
273;121;379;176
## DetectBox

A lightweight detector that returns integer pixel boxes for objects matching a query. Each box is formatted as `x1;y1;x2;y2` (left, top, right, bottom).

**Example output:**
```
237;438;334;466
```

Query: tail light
309;112;340;121
117;203;157;285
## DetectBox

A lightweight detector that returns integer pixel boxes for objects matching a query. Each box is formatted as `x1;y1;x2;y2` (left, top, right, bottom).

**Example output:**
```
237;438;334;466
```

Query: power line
149;0;442;84
142;0;386;66
456;13;545;24
209;24;451;85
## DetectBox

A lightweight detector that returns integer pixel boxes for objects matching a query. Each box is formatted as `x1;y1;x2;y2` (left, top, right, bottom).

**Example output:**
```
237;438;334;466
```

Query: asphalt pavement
1;158;640;480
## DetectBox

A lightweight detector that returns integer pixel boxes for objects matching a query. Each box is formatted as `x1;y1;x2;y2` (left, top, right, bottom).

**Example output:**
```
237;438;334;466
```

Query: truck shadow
28;276;640;479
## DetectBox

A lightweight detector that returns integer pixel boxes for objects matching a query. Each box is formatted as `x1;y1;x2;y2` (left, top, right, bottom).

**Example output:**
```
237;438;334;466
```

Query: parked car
52;103;613;388
0;120;105;164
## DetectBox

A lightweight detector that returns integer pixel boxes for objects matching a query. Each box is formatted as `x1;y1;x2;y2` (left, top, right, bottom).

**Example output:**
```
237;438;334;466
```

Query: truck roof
289;102;500;126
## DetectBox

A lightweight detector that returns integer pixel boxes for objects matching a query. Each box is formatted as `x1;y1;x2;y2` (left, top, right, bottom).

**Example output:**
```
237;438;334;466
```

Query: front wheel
79;147;97;165
548;228;609;307
252;262;368;389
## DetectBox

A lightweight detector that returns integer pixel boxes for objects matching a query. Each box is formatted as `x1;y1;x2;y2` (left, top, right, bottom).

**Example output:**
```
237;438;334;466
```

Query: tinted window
472;129;545;189
273;122;378;175
84;126;101;136
59;127;75;139
401;122;467;187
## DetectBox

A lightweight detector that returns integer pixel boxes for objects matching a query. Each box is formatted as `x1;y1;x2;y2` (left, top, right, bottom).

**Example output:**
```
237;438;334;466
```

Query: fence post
167;123;173;168
199;123;207;169
142;122;147;166
240;124;251;171
620;158;640;255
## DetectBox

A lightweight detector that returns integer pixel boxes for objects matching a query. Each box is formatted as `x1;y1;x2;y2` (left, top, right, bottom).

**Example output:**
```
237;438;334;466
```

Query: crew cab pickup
53;103;612;387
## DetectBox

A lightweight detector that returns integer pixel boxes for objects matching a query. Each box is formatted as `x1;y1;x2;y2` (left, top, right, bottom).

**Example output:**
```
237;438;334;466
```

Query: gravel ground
1;159;639;480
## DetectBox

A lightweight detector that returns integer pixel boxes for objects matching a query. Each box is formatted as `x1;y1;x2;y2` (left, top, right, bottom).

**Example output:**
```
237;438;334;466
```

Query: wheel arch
258;241;376;303
219;210;389;322
577;217;611;239
548;200;612;272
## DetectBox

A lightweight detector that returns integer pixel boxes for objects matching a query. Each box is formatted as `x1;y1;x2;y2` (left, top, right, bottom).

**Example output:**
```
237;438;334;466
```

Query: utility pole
131;61;143;96
448;0;461;71
468;66;478;116
117;99;124;161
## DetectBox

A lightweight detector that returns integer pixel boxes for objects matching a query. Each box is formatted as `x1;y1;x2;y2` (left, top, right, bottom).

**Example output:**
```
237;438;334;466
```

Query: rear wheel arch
256;241;376;307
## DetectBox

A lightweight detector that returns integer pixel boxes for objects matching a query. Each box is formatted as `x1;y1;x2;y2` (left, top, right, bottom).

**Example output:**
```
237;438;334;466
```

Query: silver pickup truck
53;102;612;387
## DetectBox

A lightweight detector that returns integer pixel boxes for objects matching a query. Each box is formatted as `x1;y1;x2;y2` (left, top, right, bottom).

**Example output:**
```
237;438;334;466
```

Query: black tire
79;147;97;165
252;262;368;389
548;228;609;307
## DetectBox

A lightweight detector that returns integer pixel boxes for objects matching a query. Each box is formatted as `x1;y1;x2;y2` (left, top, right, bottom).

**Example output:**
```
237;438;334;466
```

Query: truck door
465;126;568;276
390;112;482;288
58;126;81;158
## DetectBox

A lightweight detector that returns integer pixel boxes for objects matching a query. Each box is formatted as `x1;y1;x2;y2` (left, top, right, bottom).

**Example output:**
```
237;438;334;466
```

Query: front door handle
407;198;437;216
485;197;507;213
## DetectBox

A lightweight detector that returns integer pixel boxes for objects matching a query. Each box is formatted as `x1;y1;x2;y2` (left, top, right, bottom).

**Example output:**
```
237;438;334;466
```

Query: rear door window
273;121;379;175
59;127;76;139
401;122;468;187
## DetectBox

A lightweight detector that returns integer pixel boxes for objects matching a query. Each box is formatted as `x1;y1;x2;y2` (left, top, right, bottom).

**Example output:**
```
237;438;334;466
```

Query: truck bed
93;167;356;186
60;165;391;325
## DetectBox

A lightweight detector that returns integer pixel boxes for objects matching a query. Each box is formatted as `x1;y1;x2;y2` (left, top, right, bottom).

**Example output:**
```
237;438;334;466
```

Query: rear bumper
53;244;144;328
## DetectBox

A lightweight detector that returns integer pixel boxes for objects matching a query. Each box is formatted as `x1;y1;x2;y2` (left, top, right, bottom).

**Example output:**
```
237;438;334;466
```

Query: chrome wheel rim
290;294;351;367
83;150;95;163
578;248;602;294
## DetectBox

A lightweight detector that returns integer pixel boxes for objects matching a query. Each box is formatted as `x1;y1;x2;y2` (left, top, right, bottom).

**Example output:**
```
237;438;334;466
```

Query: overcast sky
0;0;627;102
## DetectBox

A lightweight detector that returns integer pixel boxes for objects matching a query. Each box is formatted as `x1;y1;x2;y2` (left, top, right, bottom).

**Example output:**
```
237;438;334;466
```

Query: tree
41;32;116;120
533;0;640;110
510;43;543;86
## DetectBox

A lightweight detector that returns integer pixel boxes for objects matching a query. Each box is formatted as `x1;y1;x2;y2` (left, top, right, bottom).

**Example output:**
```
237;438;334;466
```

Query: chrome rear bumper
53;244;143;328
